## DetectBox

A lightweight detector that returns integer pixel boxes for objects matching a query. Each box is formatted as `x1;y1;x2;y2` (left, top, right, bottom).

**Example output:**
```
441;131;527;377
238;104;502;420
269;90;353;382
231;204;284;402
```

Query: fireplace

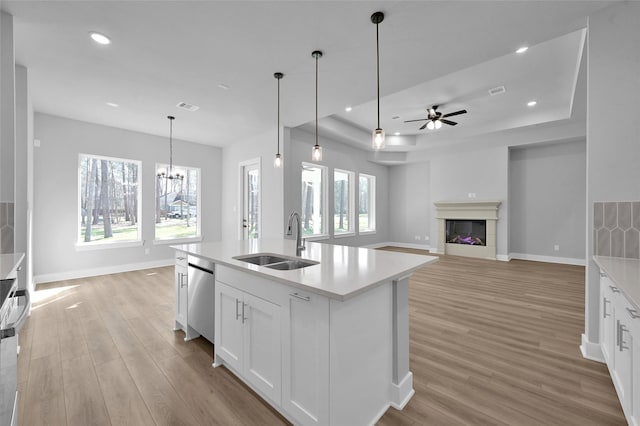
434;201;501;259
446;220;486;245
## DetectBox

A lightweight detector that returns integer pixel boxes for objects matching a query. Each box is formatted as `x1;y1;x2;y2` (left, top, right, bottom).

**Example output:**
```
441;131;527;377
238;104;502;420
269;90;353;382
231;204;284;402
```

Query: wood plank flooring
17;250;625;425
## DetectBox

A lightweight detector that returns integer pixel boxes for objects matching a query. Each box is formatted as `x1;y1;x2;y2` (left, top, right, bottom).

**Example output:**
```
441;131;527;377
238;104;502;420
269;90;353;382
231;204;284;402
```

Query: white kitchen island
172;239;437;426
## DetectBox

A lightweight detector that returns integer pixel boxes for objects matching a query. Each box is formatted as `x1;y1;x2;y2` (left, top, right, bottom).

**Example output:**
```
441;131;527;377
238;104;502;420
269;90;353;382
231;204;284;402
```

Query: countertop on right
594;256;640;309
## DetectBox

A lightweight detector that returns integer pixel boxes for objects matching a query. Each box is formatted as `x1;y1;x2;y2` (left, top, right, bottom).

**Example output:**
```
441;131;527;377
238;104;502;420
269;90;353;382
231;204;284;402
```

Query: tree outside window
334;169;354;235
155;164;200;240
78;154;141;244
301;163;327;237
359;174;376;233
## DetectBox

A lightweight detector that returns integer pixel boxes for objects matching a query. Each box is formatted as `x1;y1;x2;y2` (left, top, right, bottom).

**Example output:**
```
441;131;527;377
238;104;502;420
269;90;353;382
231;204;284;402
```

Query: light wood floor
17;250;625;425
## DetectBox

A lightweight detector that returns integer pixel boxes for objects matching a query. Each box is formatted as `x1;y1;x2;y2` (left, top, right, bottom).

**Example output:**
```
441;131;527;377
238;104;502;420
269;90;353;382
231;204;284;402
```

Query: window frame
358;173;376;234
76;153;143;250
333;168;355;238
301;162;329;241
153;162;202;244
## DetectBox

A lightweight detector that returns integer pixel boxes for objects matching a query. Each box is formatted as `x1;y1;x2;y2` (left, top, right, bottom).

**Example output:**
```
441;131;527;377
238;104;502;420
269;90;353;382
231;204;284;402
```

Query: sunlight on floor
31;284;79;311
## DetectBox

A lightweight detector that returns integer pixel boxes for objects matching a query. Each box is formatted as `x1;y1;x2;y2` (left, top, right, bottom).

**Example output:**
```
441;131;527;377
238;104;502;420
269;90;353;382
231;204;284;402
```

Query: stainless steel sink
265;259;318;270
233;253;319;270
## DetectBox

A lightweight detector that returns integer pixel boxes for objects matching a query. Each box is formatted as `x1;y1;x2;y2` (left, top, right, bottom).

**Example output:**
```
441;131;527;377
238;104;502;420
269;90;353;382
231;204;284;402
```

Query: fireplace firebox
446;219;486;246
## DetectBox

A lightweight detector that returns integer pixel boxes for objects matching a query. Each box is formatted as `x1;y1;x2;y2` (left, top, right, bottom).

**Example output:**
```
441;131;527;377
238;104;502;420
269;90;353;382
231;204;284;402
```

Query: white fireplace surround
434;200;502;260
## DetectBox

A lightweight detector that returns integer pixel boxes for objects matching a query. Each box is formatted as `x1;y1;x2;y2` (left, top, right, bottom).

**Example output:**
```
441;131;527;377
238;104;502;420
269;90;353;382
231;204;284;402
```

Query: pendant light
371;11;385;150
274;72;284;168
157;116;183;181
311;50;323;161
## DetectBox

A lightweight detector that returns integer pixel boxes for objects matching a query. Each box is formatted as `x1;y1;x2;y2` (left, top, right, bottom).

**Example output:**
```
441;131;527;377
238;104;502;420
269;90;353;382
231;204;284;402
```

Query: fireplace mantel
434;200;502;259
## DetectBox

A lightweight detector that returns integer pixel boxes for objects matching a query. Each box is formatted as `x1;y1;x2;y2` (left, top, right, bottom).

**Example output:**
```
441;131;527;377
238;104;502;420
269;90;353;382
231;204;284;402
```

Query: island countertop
594;255;640;310
171;239;438;300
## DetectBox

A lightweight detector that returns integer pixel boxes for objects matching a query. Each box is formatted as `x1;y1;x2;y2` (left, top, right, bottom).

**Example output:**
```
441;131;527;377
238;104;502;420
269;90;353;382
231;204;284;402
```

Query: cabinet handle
619;324;629;351
603;297;610;318
609;286;620;294
235;299;241;321
177;256;186;260
627;307;640;319
290;293;311;302
179;273;187;288
600;272;607;278
242;302;248;324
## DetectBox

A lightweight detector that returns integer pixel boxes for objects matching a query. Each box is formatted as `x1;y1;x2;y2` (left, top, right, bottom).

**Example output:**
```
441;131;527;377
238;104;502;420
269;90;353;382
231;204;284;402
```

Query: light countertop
0;253;25;280
172;240;438;301
594;256;640;309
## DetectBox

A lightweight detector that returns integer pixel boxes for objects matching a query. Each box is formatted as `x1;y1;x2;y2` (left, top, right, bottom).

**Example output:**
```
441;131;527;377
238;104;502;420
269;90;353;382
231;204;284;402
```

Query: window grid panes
334;169;354;235
155;164;201;240
359;174;376;233
302;163;327;237
78;154;141;245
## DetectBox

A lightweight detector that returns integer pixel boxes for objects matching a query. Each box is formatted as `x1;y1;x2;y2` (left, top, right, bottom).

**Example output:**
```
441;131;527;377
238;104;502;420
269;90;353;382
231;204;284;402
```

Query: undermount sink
233;253;319;270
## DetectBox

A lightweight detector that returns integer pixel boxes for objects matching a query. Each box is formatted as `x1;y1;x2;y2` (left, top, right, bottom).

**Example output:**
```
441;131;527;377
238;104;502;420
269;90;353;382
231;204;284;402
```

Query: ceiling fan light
426;121;435;130
435;120;443;130
312;144;323;161
372;128;385;150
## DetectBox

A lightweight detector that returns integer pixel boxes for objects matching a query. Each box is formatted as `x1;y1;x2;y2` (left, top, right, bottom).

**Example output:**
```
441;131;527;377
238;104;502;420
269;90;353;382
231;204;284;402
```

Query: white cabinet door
243;293;281;405
174;254;188;332
282;290;329;426
215;281;244;373
601;276;616;364
631;307;640;426
614;300;635;421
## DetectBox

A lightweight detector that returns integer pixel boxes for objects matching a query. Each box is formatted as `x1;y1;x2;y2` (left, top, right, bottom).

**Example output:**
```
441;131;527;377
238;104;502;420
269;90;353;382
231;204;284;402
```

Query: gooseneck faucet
286;211;305;256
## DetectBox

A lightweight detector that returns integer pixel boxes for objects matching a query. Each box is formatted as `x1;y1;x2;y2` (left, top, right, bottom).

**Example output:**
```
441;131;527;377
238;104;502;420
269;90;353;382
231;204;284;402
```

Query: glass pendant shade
312;144;322;161
372;128;385;149
426;120;435;130
435;120;443;130
274;153;282;168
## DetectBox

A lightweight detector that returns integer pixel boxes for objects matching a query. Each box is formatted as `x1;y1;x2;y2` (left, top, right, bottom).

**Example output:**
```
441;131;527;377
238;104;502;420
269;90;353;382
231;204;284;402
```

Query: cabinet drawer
175;251;188;267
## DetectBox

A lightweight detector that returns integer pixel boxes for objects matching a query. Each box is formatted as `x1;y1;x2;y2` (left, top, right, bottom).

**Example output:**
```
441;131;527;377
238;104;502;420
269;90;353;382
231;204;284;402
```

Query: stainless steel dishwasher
187;256;215;343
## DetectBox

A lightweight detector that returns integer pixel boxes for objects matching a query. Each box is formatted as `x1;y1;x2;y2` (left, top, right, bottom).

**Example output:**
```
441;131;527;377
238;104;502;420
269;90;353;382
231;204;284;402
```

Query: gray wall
33;113;222;281
388;162;430;246
585;2;640;346
509;140;586;260
15;65;31;290
284;127;389;247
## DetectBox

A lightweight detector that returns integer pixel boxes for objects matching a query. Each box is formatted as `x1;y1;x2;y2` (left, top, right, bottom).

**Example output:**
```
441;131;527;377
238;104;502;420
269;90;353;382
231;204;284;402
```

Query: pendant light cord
376;21;380;129
277;77;280;155
315;53;319;147
169;117;173;176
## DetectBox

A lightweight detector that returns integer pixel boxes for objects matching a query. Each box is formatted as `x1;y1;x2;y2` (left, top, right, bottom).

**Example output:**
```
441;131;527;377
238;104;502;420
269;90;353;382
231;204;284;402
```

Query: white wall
15;64;31;289
429;146;509;257
584;3;640;347
284;127;390;246
1;11;14;203
388;162;430;246
33;113;222;282
509;139;586;262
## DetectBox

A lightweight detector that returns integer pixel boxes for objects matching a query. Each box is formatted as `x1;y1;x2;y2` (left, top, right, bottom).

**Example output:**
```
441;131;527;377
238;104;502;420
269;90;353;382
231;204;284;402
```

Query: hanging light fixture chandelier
371;11;385;150
311;50;323;161
274;72;284;168
157;115;183;181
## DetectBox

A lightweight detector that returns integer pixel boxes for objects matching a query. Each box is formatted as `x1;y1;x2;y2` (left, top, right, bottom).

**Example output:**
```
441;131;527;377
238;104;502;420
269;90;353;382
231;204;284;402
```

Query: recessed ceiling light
217;83;231;90
89;32;111;45
516;46;528;54
106;102;119;107
345;106;353;112
392;115;400;120
527;100;537;107
394;132;400;136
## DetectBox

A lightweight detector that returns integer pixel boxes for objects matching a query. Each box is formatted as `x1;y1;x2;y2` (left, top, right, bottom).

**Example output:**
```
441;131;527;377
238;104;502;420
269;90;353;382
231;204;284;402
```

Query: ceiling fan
404;105;467;130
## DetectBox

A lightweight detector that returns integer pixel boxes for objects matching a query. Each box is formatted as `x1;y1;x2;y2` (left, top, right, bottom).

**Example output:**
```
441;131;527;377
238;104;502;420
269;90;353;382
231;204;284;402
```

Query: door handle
242;302;248;324
235;298;241;320
603;297;610;318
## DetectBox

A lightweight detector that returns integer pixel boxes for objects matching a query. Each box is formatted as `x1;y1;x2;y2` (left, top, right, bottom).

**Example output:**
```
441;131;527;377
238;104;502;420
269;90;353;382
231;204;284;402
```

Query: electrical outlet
34;139;41;147
553;244;560;251
425;236;430;241
145;248;150;255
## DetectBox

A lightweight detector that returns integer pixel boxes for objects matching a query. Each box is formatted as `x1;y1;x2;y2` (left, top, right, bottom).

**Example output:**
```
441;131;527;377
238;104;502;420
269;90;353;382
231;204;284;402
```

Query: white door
239;159;260;240
215;281;244;373
243;292;282;404
601;280;615;363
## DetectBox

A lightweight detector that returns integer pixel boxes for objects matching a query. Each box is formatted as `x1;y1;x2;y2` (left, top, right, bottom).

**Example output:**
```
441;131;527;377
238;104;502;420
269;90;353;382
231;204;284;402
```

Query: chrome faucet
286;211;305;256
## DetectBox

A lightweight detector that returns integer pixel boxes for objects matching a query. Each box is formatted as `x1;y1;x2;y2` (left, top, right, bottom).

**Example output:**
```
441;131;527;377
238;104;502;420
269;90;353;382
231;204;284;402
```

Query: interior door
240;159;260;240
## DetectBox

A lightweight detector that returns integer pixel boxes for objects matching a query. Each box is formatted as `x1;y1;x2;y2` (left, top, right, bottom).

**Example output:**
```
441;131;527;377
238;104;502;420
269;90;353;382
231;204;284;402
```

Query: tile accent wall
0;202;14;253
594;201;640;259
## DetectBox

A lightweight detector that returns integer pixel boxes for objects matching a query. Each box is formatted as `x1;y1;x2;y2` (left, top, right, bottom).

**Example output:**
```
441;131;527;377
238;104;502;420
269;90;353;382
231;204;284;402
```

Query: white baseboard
510;253;585;266
34;258;174;286
580;333;604;363
363;241;432;251
496;254;511;262
390;371;415;410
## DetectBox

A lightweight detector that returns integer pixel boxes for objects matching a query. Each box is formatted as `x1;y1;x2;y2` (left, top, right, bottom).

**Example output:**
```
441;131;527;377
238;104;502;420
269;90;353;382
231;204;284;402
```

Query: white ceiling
2;1;615;151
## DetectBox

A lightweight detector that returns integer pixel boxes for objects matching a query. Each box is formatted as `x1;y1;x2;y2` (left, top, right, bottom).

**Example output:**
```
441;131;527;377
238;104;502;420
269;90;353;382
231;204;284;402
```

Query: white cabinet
174;251;188;335
613;294;633;417
281;289;329;426
215;280;281;405
600;274;617;364
632;308;640;426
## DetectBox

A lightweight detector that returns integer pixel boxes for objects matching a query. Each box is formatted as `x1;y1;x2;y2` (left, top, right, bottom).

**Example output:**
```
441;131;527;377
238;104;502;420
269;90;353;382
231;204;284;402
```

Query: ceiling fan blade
432;105;439;111
419;122;429;130
404;118;428;123
441;119;458;126
442;109;467;118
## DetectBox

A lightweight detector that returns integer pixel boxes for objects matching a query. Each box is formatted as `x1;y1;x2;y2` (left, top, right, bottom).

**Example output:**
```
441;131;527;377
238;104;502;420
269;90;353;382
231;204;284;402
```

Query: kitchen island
172;239;437;426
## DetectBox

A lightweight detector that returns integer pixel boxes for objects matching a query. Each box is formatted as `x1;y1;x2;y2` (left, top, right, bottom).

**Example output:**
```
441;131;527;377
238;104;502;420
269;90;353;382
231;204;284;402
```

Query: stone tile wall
594;201;640;259
0;202;14;253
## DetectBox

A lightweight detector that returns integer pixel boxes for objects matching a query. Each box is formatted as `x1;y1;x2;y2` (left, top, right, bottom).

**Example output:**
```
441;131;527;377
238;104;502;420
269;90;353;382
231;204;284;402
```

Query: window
334;169;355;236
78;154;141;246
155;164;201;241
301;162;328;237
359;174;376;233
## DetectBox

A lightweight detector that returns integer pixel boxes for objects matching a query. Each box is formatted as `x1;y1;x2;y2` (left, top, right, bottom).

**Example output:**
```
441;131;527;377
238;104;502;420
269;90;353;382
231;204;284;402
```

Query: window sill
334;232;356;239
359;230;377;235
304;235;330;242
75;240;143;251
154;236;202;245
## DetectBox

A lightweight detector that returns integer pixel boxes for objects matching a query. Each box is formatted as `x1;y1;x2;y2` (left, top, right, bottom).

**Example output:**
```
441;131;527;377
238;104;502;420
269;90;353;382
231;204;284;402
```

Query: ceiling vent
176;101;200;112
488;86;506;96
